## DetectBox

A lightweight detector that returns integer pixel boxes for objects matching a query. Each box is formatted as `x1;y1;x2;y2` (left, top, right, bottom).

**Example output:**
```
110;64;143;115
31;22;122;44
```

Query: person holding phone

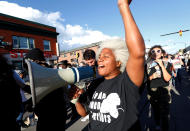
146;45;172;131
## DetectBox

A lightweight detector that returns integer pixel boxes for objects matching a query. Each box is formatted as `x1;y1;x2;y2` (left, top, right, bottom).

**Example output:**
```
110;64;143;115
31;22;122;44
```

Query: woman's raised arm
118;0;145;87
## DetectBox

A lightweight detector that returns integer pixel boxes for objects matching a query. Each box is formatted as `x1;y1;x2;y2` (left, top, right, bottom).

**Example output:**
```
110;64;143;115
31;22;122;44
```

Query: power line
160;29;190;36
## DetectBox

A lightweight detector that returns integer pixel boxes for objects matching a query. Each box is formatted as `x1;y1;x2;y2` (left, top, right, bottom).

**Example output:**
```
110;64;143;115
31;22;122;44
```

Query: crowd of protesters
1;0;190;131
7;42;187;131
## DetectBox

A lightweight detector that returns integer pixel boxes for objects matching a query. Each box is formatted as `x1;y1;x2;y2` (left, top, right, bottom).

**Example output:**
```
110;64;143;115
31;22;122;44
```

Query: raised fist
118;0;132;7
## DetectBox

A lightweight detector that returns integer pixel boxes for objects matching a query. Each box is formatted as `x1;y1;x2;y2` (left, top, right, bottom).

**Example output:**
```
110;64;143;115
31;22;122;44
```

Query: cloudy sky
0;0;190;53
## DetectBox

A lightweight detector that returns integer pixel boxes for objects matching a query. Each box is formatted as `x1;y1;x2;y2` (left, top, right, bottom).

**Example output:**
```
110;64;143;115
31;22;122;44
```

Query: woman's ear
116;61;121;68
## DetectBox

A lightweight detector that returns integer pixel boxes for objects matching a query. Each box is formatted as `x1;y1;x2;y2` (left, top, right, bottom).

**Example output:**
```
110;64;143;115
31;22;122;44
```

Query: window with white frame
28;38;35;49
12;36;19;48
43;40;51;51
12;36;35;49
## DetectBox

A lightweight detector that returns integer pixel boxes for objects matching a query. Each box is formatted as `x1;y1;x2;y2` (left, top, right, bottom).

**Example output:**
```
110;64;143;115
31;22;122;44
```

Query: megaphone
25;59;94;108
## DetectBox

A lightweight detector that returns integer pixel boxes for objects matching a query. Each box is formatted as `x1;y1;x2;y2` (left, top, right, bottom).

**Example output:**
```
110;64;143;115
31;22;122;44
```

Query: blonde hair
96;38;129;72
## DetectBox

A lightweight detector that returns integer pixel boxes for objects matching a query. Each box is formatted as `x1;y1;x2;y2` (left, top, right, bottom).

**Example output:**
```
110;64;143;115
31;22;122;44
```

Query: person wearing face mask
146;45;172;131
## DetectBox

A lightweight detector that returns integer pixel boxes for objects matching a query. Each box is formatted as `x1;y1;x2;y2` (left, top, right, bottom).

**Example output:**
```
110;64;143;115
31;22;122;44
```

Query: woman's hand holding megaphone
69;84;84;104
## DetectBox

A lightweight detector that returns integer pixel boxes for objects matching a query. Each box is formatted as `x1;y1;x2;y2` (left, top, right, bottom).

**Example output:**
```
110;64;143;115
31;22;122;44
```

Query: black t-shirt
148;62;172;88
88;71;140;131
79;77;104;113
78;66;103;112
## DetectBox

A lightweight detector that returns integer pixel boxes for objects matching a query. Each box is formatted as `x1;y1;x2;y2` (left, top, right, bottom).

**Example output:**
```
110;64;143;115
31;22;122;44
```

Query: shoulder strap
163;61;168;68
146;61;152;75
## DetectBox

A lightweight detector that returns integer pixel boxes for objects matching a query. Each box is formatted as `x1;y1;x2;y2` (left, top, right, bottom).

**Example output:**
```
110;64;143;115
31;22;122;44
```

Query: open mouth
98;65;105;69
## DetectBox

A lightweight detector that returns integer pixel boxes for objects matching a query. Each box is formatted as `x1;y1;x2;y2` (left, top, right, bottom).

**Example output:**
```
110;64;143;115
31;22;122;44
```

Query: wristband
71;97;79;104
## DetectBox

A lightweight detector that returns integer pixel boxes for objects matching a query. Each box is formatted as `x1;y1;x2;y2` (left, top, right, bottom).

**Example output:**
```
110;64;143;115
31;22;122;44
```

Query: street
22;68;190;131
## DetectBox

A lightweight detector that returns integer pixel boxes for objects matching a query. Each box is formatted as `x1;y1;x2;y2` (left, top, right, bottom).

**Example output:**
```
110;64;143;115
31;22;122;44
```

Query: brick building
59;42;101;66
0;13;59;70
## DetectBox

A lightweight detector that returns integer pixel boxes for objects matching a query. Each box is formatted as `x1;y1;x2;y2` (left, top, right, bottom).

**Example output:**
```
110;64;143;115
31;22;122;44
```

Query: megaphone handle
69;84;85;104
25;59;37;108
70;98;79;104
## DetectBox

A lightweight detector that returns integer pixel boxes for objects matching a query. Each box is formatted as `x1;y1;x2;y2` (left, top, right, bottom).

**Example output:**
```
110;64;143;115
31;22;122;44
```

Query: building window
12;36;35;49
29;38;34;49
20;37;27;49
43;40;51;51
12;36;19;48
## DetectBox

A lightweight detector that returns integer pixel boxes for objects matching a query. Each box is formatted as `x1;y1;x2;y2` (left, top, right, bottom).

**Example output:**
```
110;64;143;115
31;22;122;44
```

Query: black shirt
148;61;172;88
88;71;140;131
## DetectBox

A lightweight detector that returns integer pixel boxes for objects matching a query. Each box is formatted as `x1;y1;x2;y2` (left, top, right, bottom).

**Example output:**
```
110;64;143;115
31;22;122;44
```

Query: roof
0;13;56;29
61;42;101;54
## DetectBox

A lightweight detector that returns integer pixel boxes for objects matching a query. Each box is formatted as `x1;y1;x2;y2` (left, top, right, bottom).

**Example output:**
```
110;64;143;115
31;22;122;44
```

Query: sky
0;0;190;54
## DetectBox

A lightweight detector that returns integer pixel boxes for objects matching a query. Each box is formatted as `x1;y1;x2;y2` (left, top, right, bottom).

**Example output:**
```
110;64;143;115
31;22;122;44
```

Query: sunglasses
164;56;168;58
151;49;161;54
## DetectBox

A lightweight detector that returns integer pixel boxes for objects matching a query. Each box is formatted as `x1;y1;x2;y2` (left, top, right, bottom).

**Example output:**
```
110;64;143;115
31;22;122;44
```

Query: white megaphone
25;59;95;107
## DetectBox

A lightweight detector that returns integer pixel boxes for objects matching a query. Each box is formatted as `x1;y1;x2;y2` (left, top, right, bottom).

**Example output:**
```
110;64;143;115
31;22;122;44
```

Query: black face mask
151;53;156;60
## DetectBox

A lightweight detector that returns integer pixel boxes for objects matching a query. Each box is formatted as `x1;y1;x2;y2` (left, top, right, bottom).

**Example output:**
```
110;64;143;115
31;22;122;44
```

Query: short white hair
96;38;129;72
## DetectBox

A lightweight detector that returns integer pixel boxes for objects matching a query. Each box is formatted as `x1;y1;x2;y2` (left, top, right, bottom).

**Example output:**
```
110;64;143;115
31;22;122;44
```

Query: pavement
169;68;190;131
21;68;190;131
139;68;190;131
21;103;89;131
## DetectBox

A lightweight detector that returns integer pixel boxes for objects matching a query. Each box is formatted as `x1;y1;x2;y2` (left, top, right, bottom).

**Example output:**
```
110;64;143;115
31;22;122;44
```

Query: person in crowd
146;45;172;131
0;54;32;131
167;54;177;77
24;48;67;131
83;49;96;67
15;70;29;128
0;54;22;131
81;50;99;122
68;50;97;121
71;0;145;130
79;61;87;67
163;54;176;78
179;52;185;67
187;54;190;72
83;49;102;78
167;54;172;63
163;53;180;99
58;61;81;121
171;54;183;75
70;49;102;122
67;63;72;68
184;53;189;71
57;60;68;69
14;70;38;127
